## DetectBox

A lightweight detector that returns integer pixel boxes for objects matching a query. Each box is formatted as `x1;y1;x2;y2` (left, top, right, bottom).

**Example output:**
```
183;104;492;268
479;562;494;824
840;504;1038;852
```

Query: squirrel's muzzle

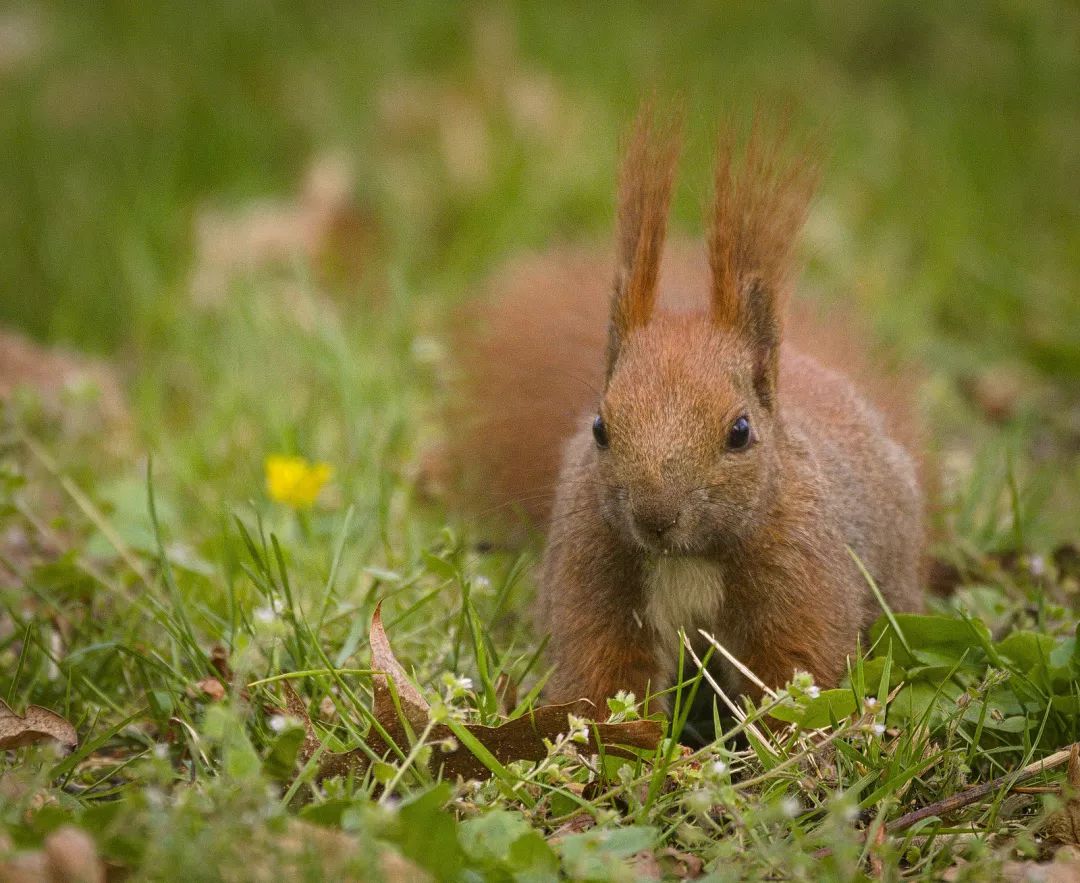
631;500;681;542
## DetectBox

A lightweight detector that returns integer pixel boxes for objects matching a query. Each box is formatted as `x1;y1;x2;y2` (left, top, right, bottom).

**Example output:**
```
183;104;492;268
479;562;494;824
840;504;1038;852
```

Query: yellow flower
264;455;333;509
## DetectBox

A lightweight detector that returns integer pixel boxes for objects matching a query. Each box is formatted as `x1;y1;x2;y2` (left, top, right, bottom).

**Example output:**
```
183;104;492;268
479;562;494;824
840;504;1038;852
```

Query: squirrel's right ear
606;103;682;378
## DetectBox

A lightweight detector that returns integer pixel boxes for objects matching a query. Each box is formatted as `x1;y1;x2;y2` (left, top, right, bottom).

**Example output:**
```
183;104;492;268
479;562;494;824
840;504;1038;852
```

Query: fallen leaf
278;820;429;882
189;152;378;307
210;644;233;681
0;850;51;883
0;700;77;751
281;682;323;767
318;695;337;721
868;823;887;879
42;826;104;883
1000;845;1080;882
958;365;1027;423
195;677;226;702
631;850;663;879
0;825;104;883
377;847;432;883
369;601;430;731
655;847;705;879
1043;745;1080;846
281;604;663;785
548;813;595;840
631;846;706;880
0;327;130;457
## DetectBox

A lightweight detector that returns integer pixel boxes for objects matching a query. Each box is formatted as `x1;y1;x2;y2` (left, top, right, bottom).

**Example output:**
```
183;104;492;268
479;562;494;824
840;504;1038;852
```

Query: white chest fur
643;556;725;643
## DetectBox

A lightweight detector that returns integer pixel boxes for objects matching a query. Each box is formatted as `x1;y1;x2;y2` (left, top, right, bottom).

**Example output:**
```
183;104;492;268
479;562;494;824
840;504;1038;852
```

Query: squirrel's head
591;105;814;555
595;316;780;554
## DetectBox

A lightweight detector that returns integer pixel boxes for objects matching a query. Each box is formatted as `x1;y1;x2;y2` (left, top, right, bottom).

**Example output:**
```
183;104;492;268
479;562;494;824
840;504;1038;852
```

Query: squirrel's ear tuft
607;100;683;376
708;115;818;407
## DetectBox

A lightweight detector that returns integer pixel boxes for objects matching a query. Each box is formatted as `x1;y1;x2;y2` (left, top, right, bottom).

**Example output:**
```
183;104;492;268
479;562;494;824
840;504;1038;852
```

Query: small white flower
254;606;276;624
871;723;886;737
153;743;170;760
1029;555;1046;577
864;697;879;709
710;760;728;776
805;685;821;699
472;576;491;592
566;714;590;744
269;715;288;733
410;336;446;365
686;789;713;815
440;672;474;703
780;797;801;818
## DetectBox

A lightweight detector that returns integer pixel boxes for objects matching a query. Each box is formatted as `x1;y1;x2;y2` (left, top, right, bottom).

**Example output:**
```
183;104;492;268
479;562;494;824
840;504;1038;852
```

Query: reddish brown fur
449;111;925;707
610;104;682;366
709;120;817;326
451;245;923;525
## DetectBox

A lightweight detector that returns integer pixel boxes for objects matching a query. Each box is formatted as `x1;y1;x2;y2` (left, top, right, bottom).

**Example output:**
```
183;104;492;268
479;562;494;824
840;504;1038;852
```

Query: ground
1;3;1079;880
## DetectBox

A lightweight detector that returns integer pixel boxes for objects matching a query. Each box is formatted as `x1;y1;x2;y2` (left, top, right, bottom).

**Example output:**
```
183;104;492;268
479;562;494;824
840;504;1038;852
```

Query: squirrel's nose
633;505;680;539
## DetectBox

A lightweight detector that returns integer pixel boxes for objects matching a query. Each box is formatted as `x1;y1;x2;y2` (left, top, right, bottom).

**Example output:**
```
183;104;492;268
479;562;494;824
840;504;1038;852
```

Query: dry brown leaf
210;645;233;681
1000;846;1080;883
280;681;322;766
318;695;337;722
282;604;663;784
656;847;705;879
631;850;664;880
868;823;887;879
0;699;77;751
189;152;378;307
0;850;51;883
548;812;595;841
0;327;126;419
0;327;130;462
369;602;429;731
959;365;1027;423
195;677;226;702
631;846;706;880
377;847;433;883
0;825;104;883
42;826;104;883
277;820;429;883
1043;745;1080;846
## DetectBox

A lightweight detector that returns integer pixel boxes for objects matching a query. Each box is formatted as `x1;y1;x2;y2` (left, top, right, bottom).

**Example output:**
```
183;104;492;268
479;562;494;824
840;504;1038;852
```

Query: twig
696;629;778;700
680;632;774;753
812;743;1077;860
885;743;1076;835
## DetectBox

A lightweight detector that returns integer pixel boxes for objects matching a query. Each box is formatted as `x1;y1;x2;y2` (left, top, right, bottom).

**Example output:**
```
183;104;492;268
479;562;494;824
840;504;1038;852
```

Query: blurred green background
1;0;1078;541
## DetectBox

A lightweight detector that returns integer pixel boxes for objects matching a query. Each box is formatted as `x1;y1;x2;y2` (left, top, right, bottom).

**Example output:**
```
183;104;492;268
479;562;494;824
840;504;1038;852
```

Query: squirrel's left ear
606;102;682;379
708;117;817;409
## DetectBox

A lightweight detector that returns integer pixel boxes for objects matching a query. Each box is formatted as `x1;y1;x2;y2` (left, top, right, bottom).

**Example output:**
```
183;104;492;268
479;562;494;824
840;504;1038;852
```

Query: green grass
2;2;1079;879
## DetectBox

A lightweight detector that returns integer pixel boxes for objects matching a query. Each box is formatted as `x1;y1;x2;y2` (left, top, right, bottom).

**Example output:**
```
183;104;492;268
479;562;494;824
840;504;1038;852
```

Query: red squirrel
452;107;924;712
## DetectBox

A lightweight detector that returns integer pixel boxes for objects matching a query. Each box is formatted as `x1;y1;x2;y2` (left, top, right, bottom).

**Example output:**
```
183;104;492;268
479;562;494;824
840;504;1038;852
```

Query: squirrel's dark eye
592;414;609;449
727;415;751;450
